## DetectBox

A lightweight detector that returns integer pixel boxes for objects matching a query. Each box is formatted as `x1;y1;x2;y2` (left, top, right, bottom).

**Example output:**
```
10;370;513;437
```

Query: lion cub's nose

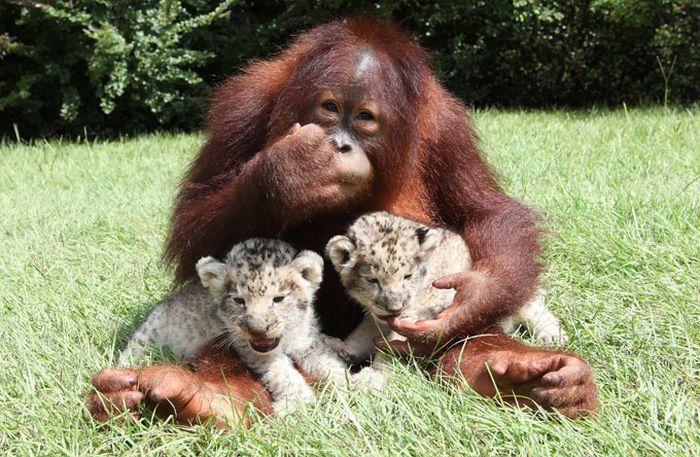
386;303;403;314
247;327;269;338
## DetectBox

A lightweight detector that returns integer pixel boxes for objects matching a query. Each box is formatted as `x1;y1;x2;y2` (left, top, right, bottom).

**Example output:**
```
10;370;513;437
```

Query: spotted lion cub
121;238;352;414
325;212;566;388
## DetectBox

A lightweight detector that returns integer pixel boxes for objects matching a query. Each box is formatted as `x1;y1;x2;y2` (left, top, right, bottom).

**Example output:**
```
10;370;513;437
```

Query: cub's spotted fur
325;212;566;388
121;238;352;414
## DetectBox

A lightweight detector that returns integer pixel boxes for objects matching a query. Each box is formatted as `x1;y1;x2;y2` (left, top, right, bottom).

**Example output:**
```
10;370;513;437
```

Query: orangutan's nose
331;132;353;153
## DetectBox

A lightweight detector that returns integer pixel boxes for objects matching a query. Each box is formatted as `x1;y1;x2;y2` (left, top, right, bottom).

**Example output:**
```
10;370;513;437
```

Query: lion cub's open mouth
249;337;280;353
374;311;401;322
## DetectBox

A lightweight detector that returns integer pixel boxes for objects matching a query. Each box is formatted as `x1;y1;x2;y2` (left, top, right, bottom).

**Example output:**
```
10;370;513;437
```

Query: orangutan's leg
87;342;271;427
435;329;599;418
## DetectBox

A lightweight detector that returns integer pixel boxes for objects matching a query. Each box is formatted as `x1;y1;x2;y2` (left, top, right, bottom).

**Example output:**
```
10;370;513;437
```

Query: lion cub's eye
366;277;379;284
272;296;285;303
404;274;413;280
233;297;245;305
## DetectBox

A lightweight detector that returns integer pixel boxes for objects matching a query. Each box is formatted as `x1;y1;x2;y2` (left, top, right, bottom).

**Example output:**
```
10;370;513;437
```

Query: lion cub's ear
196;256;230;295
415;226;441;255
292;250;324;287
325;235;357;272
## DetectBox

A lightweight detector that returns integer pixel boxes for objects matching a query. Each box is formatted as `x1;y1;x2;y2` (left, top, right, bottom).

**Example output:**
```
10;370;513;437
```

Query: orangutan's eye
322;101;339;113
233;297;245;305
273;296;285;303
356;111;373;121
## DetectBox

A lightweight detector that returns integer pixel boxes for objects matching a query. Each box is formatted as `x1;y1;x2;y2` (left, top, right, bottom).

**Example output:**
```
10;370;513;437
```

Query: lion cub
121;238;351;414
325;212;567;387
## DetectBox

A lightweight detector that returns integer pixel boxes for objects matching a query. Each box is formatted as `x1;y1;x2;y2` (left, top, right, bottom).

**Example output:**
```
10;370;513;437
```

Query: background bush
1;0;698;138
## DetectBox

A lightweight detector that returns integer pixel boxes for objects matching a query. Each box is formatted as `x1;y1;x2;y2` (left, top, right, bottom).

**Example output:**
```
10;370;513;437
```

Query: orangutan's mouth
249;337;280;353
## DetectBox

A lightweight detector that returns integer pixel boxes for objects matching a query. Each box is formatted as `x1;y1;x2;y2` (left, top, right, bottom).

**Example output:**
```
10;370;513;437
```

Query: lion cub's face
326;212;441;318
196;239;323;353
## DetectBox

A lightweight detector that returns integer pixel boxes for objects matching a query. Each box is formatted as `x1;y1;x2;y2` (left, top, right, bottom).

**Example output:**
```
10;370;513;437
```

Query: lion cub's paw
321;334;346;353
272;386;316;417
321;335;364;363
350;367;386;392
533;324;569;346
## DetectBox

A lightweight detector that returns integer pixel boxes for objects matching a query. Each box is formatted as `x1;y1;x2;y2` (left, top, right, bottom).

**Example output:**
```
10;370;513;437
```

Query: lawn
1;108;698;456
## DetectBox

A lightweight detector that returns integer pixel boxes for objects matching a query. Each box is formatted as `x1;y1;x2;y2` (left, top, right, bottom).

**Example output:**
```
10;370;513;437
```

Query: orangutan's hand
441;345;599;418
87;365;224;425
259;123;372;218
385;271;493;345
87;368;143;423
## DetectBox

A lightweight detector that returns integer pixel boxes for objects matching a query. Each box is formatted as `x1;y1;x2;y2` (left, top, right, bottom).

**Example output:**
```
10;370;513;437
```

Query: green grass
1;108;698;456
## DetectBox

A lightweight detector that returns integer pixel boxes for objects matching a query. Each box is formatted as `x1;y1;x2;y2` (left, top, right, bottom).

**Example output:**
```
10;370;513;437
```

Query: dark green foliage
1;0;698;138
0;0;236;138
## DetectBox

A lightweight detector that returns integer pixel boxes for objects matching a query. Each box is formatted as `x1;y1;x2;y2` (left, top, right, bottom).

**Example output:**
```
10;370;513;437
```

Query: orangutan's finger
91;368;138;392
119;390;145;409
387;317;442;338
432;273;463;290
142;375;195;404
487;356;510;377
87;390;144;422
530;384;590;409
489;354;558;383
541;358;592;387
